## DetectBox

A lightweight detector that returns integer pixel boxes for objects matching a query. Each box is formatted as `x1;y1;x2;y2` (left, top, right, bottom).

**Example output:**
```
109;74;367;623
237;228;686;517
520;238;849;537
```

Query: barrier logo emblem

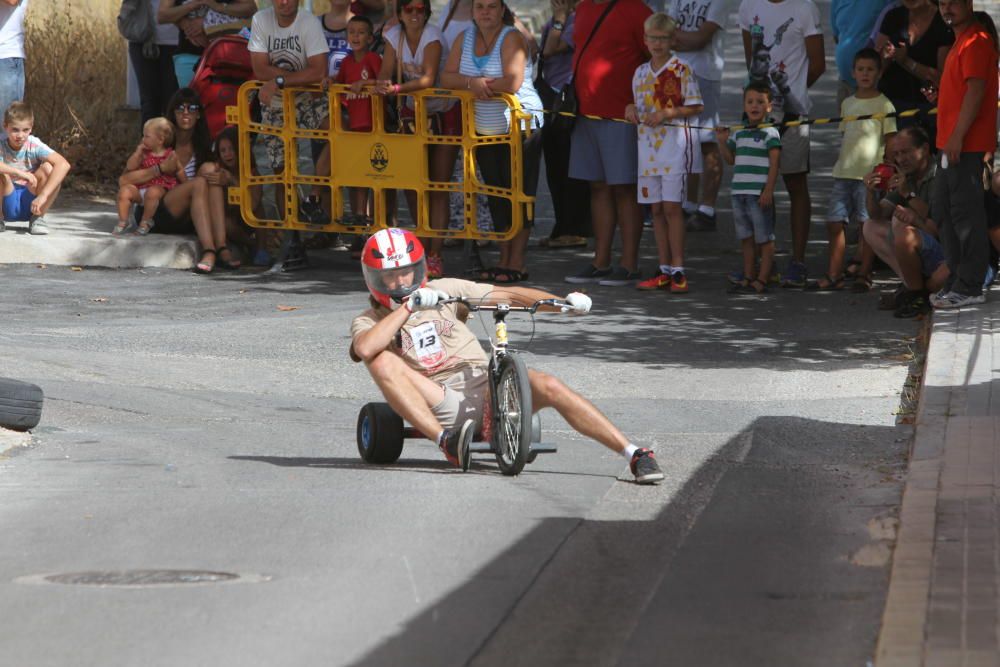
370;143;388;172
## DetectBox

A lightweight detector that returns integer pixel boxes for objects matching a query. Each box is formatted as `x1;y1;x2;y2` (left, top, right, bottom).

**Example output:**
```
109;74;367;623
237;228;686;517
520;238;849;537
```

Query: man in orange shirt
930;0;999;309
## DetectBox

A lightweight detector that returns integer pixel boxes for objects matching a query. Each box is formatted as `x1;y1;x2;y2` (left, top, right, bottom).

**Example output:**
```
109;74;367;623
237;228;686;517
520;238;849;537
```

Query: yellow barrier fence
226;83;536;241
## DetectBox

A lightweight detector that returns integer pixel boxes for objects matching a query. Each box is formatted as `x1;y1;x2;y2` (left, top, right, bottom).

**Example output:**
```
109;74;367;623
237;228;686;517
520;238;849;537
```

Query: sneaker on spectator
598;265;641;286
781;260;807;288
630;448;664;484
438;418;474;470
984;263;998;290
565;264;613;284
929;288;952;308
685;210;716;232
670;271;689;293
299;196;329;225
637;271;671;291
28;215;49;235
894;291;930;318
932;291;985;309
426;255;444;279
727;269;746;285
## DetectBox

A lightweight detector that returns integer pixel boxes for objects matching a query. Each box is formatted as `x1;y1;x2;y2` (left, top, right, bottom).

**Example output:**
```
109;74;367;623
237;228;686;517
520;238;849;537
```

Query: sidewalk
877;300;1000;666
0;194;197;270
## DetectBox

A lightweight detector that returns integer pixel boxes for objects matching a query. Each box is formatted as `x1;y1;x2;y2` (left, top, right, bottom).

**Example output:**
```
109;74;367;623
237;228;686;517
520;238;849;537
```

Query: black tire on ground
356;402;404;464
0;378;43;432
492;353;532;476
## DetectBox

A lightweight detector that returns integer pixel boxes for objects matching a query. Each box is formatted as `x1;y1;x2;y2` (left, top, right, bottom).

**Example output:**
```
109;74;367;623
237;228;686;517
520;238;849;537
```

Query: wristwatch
275;75;286;89
552;19;565;31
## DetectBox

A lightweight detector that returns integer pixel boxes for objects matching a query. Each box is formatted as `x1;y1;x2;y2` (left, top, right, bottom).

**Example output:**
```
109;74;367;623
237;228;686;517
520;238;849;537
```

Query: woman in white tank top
372;0;460;279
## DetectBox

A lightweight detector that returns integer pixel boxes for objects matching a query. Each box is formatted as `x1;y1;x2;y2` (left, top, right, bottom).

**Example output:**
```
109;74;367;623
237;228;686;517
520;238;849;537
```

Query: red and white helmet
361;228;427;309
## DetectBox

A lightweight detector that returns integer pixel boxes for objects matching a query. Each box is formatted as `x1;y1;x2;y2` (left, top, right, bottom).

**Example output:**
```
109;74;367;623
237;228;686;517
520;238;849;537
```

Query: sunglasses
402;3;426;13
176;103;201;113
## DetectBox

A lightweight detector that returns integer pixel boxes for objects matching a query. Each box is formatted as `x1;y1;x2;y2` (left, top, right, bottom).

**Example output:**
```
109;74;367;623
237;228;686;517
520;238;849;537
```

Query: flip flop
195;249;216;274
491;267;529;284
216;246;242;270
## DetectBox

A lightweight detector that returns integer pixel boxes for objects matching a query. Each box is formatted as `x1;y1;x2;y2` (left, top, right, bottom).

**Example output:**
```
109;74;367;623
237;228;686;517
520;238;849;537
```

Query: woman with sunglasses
118;88;236;273
440;0;544;284
372;0;459;279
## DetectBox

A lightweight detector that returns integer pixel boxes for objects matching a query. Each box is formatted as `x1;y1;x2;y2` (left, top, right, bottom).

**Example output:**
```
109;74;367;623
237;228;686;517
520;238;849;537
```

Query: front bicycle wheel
492;353;532;476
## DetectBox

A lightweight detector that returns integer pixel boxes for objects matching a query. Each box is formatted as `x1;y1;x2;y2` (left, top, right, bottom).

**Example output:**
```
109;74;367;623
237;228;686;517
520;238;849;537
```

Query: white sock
436;430;445;446
698;205;715;217
622;443;639;460
682;201;698;214
672;266;686;276
660;264;673;275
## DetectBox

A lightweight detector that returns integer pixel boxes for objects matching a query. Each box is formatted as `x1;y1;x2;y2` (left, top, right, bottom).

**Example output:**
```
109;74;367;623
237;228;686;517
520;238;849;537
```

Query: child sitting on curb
717;81;781;294
0;101;71;235
114;117;186;236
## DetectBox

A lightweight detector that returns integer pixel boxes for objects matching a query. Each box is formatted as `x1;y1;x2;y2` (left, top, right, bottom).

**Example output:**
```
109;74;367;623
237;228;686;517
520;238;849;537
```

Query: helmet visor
363;258;427;303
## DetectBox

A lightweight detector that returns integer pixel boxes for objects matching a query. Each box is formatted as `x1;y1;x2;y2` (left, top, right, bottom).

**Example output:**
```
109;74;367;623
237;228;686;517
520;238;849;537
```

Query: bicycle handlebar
438;296;568;313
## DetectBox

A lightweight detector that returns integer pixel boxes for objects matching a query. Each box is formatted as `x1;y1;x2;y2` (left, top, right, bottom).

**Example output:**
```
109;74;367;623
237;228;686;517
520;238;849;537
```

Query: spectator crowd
4;0;1000;316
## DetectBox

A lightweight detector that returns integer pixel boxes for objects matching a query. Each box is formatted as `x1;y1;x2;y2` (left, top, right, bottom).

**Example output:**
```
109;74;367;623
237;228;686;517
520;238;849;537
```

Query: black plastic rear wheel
492;354;532;476
0;378;43;432
356;402;404;464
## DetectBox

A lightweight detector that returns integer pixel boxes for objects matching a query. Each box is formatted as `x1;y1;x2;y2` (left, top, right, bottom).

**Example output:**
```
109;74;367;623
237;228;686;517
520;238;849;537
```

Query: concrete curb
0;196;198;270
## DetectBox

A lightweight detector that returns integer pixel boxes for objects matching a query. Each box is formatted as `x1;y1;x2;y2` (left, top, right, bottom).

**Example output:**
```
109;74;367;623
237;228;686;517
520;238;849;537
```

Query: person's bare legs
29;163;59;214
615;184;642;272
163;177;215;265
117;184;141;222
699;142;722;210
895;225;928;291
589;181;615;269
528;369;627;453
863;217;902;277
784;172;810;263
650;203;669;266
663;200;685;267
366;350;446;441
138;186;167;233
825;220;846;281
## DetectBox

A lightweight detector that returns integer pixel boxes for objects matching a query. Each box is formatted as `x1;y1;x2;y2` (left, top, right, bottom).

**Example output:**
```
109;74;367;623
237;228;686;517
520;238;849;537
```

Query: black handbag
552;0;618;133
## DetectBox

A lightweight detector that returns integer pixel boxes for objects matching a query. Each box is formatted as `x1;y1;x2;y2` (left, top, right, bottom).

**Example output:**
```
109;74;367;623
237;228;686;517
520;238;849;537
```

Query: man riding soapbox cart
348;229;664;484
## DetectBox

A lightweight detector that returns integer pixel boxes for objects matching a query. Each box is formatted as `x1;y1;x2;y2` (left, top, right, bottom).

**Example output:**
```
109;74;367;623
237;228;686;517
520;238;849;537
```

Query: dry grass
26;2;132;194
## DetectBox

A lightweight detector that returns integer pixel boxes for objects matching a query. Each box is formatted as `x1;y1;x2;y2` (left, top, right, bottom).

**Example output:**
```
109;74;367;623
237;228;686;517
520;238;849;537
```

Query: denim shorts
732;193;776;244
0;57;24;120
918;229;945;277
568;116;638;185
3;184;34;222
825;177;870;225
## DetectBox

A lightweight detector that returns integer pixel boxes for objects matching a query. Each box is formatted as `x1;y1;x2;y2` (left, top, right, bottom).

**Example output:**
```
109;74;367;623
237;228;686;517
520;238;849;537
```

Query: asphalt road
0;237;914;666
0;1;922;663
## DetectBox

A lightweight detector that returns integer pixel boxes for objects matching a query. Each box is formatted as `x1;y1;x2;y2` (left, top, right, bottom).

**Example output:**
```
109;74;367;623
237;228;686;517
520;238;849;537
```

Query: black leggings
475;131;543;233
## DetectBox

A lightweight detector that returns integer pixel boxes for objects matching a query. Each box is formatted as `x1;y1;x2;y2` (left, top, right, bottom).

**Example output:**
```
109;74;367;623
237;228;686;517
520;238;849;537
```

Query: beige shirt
350;279;495;382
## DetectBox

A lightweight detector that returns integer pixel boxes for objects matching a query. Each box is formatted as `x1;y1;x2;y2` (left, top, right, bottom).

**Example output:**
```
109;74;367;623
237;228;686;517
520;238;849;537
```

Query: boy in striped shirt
716;81;781;293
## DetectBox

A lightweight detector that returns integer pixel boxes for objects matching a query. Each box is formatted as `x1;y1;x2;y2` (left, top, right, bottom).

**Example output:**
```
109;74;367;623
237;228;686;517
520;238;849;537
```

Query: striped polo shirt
727;127;781;195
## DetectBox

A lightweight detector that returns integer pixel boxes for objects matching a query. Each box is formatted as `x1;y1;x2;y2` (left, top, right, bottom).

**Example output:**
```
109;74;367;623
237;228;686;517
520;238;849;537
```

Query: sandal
216;246;242;270
491;267;529;284
806;273;846;291
845;258;862;278
469;266;496;282
727;279;753;293
195;248;216;274
135;219;156;236
850;274;873;293
750;278;769;293
112;219;134;236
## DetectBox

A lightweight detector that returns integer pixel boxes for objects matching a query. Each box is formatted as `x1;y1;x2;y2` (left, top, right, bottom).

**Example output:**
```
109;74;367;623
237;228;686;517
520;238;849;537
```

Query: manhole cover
15;569;269;588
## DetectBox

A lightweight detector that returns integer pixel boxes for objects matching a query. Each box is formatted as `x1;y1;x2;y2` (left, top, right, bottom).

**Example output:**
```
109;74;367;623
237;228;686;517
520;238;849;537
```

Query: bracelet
392;83;401;95
467;76;474;89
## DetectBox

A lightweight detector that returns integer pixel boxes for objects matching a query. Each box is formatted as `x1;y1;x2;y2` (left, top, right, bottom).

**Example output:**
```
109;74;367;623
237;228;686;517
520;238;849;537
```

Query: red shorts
399;102;462;136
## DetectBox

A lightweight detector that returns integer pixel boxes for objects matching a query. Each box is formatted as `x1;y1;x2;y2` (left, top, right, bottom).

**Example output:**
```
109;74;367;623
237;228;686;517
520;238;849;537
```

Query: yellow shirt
832;93;897;180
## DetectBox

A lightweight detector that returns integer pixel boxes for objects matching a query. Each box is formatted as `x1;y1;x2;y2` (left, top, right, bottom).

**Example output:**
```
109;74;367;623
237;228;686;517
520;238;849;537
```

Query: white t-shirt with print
633;57;704;177
667;0;730;82
384;23;452;113
248;8;328;73
738;0;821;115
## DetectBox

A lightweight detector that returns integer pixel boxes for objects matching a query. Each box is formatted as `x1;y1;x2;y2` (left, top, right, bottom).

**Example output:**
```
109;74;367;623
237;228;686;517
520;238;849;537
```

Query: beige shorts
431;365;489;430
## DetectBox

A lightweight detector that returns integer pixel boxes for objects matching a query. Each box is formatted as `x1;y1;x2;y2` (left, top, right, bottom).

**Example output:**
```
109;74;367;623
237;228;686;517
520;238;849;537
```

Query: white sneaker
28;216;48;235
932;291;985;309
929;289;952;307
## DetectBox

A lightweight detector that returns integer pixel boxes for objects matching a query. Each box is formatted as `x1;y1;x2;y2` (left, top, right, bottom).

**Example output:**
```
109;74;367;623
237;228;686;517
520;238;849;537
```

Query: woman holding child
373;0;459;279
118;88;237;273
440;0;544;284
